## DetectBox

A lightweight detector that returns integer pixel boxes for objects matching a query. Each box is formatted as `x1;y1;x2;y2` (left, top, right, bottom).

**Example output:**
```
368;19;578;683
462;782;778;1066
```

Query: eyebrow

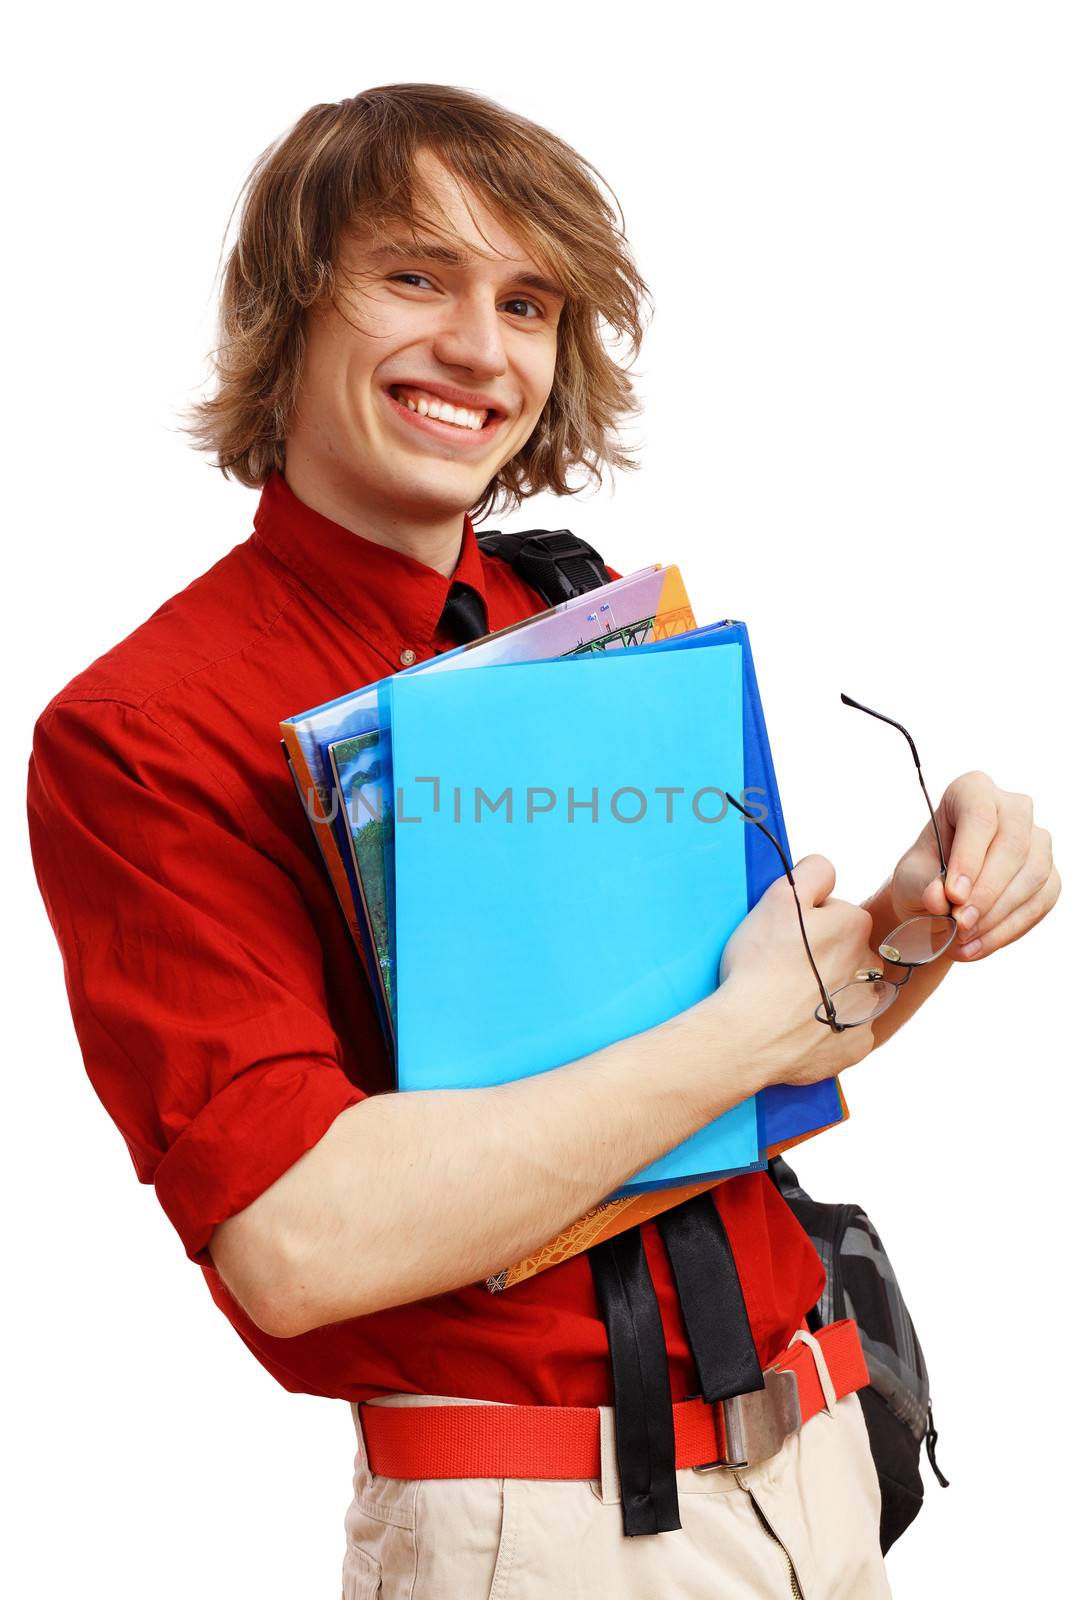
366;238;567;300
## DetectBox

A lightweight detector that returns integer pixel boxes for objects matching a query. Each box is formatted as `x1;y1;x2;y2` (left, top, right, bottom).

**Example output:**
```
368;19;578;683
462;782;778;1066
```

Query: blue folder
387;641;766;1192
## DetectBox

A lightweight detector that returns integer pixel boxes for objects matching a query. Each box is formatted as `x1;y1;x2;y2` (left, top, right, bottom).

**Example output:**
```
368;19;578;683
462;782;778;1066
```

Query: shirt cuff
153;1057;367;1267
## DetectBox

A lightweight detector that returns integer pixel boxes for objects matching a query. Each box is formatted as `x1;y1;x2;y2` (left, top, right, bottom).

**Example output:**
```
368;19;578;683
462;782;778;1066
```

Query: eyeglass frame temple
839;693;949;881
723;792;845;1031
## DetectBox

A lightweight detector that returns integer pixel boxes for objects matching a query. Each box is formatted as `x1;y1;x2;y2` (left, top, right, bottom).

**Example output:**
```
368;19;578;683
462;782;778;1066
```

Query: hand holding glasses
725;694;957;1034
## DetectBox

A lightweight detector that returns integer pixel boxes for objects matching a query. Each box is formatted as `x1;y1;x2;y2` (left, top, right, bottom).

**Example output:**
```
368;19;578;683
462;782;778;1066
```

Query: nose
432;288;508;379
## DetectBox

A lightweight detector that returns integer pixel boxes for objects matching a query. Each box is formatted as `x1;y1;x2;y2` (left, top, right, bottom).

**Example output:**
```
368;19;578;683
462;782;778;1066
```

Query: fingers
912;777;1056;965
956;858;1060;961
956;789;1036;931
791;853;837;908
961;824;1052;940
820;897;876;955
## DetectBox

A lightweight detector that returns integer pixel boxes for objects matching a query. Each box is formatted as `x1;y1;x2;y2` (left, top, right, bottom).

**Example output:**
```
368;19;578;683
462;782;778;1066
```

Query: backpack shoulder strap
475;527;612;606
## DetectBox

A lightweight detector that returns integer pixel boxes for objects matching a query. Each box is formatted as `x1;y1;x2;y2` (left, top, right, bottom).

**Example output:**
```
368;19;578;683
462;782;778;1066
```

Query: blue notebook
387;640;762;1193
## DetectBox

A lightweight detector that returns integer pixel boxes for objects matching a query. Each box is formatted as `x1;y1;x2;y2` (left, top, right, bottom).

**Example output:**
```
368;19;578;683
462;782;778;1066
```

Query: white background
5;3;1065;1595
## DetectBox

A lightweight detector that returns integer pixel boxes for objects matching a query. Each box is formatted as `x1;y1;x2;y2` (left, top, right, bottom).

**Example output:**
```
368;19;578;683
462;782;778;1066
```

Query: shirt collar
251;469;490;658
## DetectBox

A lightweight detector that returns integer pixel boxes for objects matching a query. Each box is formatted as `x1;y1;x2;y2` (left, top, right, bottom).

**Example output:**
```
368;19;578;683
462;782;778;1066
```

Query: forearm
222;996;761;1337
863;877;955;1047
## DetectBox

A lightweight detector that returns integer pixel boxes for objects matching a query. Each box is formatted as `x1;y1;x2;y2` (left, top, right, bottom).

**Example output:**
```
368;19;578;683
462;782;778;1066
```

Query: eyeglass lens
879;913;956;966
815;976;898;1027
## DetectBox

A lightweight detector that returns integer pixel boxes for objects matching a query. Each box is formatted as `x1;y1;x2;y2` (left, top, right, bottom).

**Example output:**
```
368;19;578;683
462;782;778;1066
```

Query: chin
388;464;495;520
389;481;486;523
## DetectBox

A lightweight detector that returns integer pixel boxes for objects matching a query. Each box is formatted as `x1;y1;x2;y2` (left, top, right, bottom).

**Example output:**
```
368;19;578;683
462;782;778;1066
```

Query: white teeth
393;387;489;430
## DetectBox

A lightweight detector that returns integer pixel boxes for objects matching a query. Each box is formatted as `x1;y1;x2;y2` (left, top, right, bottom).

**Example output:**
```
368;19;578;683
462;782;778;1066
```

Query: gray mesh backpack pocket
770;1156;948;1553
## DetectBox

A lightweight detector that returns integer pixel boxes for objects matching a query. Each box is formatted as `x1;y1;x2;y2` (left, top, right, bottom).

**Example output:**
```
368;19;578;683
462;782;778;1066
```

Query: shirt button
399;648;417;666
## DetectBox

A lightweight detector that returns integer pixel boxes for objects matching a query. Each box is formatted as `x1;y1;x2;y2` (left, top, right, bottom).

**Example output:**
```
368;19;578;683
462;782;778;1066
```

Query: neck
282;457;467;578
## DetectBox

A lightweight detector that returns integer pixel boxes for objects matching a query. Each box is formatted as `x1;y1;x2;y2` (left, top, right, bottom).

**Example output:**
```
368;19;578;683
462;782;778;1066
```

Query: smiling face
284;151;566;547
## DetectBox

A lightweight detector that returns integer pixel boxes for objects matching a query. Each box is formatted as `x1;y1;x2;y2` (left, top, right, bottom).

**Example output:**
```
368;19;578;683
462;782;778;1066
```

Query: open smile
382;384;509;446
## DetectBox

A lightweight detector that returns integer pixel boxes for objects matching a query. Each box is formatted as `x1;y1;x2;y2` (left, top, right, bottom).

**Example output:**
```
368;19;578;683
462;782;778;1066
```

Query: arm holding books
238;759;1050;1331
211;854;879;1338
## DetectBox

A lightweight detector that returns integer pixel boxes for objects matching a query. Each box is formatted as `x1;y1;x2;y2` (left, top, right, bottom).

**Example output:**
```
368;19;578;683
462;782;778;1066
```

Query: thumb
921;874;952;916
895;838;951;915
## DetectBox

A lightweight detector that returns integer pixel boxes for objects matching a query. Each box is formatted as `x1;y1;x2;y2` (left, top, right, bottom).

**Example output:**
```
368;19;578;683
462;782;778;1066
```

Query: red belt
358;1318;868;1481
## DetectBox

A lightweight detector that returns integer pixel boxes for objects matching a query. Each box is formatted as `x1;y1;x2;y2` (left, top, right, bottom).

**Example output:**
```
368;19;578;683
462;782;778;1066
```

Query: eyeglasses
725;694;957;1034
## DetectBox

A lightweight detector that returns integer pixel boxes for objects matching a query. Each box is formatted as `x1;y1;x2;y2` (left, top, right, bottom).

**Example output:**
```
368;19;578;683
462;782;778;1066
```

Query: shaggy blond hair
184;84;650;518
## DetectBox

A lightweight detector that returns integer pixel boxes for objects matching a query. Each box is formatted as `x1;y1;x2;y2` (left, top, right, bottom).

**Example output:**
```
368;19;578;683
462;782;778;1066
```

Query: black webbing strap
588;1228;682;1536
475;528;612;607
655;1194;764;1404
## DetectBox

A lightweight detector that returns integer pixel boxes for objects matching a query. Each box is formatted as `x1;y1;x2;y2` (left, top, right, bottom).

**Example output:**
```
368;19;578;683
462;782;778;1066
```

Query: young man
28;86;1058;1597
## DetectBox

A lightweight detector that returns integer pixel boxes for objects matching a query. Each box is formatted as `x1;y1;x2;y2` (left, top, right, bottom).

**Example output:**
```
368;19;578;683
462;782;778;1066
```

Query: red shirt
27;470;824;1405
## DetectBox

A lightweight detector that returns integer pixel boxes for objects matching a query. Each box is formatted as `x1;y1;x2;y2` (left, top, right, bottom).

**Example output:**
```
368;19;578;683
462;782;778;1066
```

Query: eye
390;272;434;289
502;298;542;320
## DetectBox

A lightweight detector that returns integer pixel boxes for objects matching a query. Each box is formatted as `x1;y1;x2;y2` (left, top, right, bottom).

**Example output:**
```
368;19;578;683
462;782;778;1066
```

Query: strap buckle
695;1367;802;1472
518;530;594;561
514;532;609;601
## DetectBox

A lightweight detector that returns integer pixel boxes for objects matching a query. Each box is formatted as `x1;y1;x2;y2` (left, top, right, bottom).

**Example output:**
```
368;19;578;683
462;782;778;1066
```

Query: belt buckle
695;1367;802;1472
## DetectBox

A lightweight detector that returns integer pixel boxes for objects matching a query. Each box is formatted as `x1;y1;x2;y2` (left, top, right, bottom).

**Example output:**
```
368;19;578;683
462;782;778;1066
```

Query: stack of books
281;562;845;1289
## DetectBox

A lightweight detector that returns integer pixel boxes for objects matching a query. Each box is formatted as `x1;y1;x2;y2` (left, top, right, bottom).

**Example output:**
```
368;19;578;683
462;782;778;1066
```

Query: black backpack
480;524;949;1552
769;1156;948;1551
475;525;613;603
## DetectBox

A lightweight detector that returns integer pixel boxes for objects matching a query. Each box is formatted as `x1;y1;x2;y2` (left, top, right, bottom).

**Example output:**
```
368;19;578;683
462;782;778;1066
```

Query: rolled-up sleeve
27;697;366;1267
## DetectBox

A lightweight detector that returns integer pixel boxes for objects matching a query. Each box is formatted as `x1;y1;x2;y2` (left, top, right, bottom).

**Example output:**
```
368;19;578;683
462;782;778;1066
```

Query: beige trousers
341;1387;891;1599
